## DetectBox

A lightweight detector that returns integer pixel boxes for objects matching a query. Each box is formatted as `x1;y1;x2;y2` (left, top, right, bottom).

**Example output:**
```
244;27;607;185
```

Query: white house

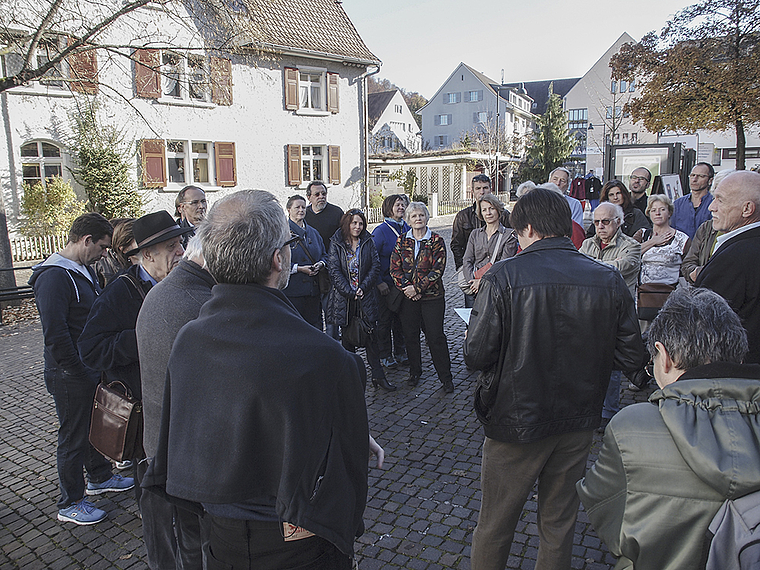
368;90;421;154
0;0;380;235
418;62;536;152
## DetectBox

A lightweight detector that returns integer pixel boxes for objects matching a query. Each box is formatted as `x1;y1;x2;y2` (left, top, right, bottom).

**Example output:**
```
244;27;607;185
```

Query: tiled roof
502;78;581;115
368;90;397;124
249;0;380;64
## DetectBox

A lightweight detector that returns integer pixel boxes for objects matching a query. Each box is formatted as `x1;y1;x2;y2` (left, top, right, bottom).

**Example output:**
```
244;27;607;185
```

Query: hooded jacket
29;253;101;377
577;362;760;570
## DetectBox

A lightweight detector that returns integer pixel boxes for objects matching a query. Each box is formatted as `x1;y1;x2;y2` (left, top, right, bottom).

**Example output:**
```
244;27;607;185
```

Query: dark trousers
44;367;113;509
471;431;593;570
288;295;323;330
205;516;352;570
139;459;205;570
464;292;475;309
375;292;406;360
399;296;452;383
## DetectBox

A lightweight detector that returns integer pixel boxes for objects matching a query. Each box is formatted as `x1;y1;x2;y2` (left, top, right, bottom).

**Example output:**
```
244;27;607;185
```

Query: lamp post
588;122;606;179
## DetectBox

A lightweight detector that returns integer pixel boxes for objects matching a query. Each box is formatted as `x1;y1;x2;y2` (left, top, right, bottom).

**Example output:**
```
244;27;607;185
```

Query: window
611;81;617;94
435;114;452;126
631;133;638;144
620;80;627;92
20;141;64;188
395;104;402;113
435;135;449;147
629;79;636;93
3;36;97;94
286;145;341;186
135;49;232;105
466;90;483;102
622;133;629;144
567;108;588;130
474;111;488;124
444;92;461;104
722;147;760;159
139;139;236;188
284;67;339;114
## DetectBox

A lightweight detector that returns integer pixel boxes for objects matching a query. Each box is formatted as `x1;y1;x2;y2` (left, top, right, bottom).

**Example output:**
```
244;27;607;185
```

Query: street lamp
588;122;607;179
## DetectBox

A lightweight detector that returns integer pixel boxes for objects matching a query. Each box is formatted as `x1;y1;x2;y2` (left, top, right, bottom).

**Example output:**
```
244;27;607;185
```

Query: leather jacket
464;237;645;443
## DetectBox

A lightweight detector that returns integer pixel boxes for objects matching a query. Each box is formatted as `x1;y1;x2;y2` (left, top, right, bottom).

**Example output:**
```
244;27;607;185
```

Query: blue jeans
602;370;622;419
44;367;113;509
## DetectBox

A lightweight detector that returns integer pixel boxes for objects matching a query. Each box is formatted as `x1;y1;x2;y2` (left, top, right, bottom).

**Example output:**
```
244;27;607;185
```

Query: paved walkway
0;214;652;569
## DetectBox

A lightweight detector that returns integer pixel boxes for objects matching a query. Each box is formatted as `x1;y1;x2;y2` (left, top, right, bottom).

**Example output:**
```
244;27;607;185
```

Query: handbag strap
384;220;401;238
119;272;147;301
489;230;506;264
297;235;318;265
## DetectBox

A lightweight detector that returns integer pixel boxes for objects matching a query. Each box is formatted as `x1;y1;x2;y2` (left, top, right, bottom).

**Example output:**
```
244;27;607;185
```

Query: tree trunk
736;118;746;170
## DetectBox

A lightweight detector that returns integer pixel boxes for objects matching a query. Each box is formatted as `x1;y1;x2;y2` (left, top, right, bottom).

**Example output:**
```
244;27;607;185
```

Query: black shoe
395;352;409;365
407;374;420;386
372;376;397;392
442;379;454;393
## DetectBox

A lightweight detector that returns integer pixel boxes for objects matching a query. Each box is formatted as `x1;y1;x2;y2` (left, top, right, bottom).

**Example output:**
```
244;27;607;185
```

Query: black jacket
451;203;510;269
464;237;645;443
325;229;380;326
142;283;369;556
696;225;760;364
78;264;152;399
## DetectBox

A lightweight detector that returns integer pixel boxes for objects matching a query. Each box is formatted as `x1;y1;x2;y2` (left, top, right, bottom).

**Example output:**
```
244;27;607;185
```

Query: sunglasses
593;218;616;226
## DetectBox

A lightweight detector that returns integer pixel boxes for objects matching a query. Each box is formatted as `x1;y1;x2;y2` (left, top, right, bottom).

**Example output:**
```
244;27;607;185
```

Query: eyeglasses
182;199;207;207
593;218;616;226
629;175;650;183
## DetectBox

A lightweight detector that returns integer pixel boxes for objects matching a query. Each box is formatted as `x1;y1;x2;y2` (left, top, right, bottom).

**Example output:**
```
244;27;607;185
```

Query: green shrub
20;177;86;238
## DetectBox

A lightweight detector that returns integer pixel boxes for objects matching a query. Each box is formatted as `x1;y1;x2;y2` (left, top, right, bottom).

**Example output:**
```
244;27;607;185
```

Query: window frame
284;66;339;116
20;140;66;189
2;35;74;96
140;139;234;190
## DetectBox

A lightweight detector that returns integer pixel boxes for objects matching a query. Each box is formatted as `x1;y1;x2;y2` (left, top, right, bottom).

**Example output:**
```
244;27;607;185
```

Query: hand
297;265;318;276
355;288;364;299
412;293;422;301
313;261;325;273
369;434;384;469
649;229;675;246
469;278;481;294
690;267;700;282
403;284;417;299
377;282;390;296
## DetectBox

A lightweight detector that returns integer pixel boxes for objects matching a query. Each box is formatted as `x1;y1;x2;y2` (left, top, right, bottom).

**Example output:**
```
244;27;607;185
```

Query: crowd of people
28;163;760;569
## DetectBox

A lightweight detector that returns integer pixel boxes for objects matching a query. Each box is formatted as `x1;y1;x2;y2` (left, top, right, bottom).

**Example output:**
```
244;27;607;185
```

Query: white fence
10;234;67;262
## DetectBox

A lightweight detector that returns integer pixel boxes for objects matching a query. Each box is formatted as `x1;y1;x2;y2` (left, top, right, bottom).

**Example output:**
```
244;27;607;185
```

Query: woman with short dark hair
589;180;650;238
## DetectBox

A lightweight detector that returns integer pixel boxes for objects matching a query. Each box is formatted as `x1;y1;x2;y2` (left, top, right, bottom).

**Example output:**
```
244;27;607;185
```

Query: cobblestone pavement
0;214;652;569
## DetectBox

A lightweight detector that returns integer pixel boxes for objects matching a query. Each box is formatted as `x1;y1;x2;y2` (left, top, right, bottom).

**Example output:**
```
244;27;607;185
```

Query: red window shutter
287;145;302;186
141;139;166;187
327;73;339;113
215;142;237;187
134;49;160;99
284;67;299;110
210;56;232;106
67;38;97;94
328;146;341;185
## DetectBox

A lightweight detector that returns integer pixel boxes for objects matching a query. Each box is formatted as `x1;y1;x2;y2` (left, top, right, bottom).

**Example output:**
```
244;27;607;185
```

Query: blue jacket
325;229;380;326
283;219;326;299
372;218;409;287
672;192;713;238
29;253;101;378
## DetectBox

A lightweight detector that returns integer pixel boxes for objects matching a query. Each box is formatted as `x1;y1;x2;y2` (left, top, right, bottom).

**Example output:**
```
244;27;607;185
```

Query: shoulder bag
89;380;143;462
472;230;507;280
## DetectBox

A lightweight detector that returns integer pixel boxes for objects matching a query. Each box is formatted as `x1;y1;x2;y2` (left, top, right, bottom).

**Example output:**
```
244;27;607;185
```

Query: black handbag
343;300;373;348
89;380;143;462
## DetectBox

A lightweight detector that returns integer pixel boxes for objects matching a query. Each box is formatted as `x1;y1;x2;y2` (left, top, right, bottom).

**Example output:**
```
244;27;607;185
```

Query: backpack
702;489;760;569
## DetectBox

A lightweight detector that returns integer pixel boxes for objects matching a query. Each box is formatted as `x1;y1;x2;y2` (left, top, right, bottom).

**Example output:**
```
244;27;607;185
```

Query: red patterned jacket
390;230;447;300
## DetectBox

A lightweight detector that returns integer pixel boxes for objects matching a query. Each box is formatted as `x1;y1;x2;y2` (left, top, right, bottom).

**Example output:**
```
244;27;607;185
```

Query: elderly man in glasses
580;202;642;429
175;185;208;248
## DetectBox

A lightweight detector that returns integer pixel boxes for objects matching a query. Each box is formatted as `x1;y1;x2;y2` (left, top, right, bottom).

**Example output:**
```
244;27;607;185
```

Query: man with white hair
548;167;584;226
143;190;370;569
580;202;642;427
696;170;760;364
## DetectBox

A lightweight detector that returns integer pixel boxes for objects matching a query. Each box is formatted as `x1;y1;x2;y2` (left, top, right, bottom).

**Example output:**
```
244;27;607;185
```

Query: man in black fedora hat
78;211;192;509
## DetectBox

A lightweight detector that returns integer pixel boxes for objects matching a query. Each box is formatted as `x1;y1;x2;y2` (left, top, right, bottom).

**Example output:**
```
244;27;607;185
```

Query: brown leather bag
637;282;676;321
89;381;143;462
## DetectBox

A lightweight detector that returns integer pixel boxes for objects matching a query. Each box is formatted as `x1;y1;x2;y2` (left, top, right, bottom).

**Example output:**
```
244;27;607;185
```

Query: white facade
369;90;421;154
0;1;379;235
419;63;536;151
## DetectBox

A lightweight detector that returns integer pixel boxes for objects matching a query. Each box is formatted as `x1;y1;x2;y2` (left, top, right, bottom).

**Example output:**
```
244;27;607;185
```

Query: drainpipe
358;64;381;209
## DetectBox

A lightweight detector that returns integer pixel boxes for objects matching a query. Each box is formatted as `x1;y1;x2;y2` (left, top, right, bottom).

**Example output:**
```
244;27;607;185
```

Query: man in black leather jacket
464;188;644;570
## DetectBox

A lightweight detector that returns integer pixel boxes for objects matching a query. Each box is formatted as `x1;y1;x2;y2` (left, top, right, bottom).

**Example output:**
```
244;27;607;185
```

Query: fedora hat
125;211;194;257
